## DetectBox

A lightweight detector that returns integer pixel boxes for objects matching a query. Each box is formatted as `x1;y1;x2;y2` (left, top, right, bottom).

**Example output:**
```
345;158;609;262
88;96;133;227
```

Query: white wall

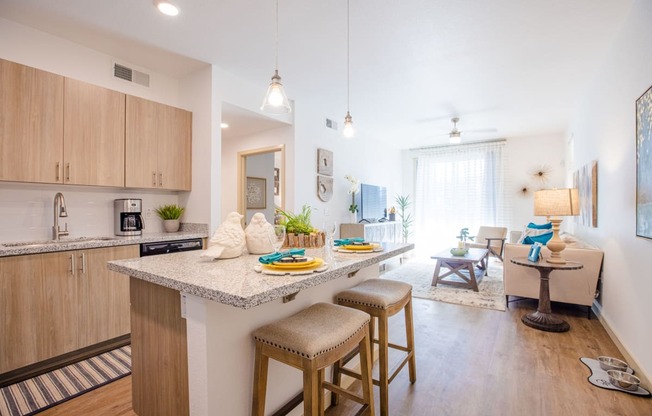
568;0;652;381
0;18;210;241
292;99;404;233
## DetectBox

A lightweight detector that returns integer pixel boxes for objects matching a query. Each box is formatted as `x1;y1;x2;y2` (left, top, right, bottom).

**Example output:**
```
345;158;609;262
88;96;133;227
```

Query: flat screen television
354;183;387;222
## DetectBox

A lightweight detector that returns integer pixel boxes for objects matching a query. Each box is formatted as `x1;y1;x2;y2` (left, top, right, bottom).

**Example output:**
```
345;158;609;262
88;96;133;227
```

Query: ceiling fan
435;117;497;144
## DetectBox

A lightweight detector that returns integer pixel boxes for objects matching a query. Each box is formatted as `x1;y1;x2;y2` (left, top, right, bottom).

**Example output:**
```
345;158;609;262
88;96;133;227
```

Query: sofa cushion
517;225;554;244
522;231;553;245
527;222;552;230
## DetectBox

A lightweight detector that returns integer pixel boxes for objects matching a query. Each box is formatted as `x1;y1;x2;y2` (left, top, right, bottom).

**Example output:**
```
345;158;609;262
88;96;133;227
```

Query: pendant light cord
275;0;279;71
346;0;350;112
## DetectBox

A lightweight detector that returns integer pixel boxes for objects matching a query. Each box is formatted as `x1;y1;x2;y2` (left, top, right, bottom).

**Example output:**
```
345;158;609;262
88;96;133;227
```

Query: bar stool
332;279;416;416
251;302;375;416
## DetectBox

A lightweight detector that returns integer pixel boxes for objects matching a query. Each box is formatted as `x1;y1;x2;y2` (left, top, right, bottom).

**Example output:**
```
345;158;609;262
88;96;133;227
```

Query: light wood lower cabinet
0;245;138;374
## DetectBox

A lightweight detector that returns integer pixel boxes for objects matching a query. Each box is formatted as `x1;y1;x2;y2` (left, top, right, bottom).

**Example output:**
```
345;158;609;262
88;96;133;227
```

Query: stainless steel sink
2;237;116;248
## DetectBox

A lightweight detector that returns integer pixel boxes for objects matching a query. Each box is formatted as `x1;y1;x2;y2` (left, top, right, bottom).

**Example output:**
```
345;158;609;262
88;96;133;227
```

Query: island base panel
130;277;189;416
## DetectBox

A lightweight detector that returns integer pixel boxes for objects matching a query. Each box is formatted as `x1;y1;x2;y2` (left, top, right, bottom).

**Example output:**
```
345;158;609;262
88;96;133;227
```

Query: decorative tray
334;243;382;253
255;258;329;275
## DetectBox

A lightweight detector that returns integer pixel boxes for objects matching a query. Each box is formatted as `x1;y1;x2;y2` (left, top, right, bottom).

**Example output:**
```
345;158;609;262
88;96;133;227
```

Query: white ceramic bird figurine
245;213;275;254
201;212;245;259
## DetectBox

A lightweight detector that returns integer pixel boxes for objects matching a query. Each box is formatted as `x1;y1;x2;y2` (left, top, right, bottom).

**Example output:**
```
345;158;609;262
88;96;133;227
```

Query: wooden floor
39;298;652;416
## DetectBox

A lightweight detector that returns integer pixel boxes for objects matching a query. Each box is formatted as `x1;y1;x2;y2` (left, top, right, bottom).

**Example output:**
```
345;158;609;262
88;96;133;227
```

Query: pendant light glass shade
449;132;461;144
261;0;291;114
261;70;291;113
343;111;355;138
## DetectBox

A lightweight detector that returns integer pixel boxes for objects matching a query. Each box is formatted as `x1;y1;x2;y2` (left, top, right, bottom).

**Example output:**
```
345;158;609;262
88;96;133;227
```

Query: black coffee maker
114;199;144;236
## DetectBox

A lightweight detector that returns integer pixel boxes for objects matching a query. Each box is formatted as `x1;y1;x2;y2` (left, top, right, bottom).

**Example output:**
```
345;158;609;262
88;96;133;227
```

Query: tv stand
340;222;401;243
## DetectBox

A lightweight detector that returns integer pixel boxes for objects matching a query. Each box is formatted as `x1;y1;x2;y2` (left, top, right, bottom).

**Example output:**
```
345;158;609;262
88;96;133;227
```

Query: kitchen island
108;242;413;416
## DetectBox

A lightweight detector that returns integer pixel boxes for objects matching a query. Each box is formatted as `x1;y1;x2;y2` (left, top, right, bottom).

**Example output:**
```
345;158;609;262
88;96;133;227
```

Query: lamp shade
534;188;579;216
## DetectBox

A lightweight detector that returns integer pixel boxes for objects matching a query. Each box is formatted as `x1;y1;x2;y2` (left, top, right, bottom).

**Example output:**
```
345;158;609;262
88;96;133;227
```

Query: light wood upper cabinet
63;78;125;187
126;95;192;191
0;59;64;183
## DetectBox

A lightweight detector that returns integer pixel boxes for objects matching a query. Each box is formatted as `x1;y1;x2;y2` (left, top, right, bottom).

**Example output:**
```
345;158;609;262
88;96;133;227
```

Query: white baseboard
592;302;650;388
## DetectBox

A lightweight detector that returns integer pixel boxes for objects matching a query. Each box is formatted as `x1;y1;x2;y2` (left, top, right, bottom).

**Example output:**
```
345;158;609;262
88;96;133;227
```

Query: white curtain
414;141;508;256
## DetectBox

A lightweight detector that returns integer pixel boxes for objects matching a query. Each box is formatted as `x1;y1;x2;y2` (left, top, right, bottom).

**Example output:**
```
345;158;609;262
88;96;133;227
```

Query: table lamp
534;188;579;264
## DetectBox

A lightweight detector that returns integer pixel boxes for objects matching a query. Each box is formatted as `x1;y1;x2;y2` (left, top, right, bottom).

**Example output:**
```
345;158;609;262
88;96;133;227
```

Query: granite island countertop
0;224;208;257
108;242;414;309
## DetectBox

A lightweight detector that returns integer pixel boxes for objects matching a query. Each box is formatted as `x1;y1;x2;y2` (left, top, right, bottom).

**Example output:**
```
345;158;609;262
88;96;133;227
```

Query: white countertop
0;226;208;257
108;242;414;309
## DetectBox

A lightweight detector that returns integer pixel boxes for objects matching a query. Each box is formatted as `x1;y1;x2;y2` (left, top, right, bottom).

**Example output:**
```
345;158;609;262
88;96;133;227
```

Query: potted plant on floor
155;204;185;233
395;194;413;243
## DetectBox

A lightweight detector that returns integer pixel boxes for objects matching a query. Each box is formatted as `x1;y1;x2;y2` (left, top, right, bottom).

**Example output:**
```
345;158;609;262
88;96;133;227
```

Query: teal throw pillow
527;222;552;229
522;231;553;245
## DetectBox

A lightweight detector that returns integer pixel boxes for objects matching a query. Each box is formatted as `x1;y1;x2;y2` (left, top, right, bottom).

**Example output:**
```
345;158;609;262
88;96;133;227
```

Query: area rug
382;258;506;311
0;345;131;416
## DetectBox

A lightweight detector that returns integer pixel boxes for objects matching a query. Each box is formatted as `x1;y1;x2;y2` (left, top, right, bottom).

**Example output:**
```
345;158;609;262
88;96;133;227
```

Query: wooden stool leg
369;316;376;363
378;313;390;416
303;362;320;416
251;342;269;416
359;331;375;416
318;368;325;416
330;359;342;406
404;297;417;383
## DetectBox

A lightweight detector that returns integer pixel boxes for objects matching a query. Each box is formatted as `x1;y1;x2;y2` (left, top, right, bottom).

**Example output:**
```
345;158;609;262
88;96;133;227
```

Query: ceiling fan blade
463;128;498;134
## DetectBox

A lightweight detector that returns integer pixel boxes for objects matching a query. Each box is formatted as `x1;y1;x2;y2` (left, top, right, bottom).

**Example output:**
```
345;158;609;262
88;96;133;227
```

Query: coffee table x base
431;248;489;292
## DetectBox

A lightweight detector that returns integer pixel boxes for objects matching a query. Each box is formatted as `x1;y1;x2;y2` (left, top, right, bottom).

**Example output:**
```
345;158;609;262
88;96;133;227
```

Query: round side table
510;257;583;332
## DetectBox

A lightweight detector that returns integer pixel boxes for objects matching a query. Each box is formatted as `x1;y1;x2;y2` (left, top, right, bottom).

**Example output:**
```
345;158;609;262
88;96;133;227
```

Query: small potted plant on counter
275;204;325;248
156;204;185;233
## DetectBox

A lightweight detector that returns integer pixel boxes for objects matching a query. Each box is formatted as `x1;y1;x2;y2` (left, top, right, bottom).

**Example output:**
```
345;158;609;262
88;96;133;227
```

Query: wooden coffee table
431;248;489;292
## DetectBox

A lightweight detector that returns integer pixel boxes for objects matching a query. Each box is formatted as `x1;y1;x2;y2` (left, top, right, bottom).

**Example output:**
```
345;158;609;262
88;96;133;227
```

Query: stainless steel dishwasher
140;238;203;256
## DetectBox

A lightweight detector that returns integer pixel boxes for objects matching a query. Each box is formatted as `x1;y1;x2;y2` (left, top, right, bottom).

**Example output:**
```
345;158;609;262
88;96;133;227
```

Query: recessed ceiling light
154;1;179;16
221;123;229;129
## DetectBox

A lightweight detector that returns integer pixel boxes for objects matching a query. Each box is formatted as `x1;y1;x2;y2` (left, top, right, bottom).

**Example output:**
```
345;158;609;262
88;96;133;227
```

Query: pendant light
342;0;355;138
261;0;291;114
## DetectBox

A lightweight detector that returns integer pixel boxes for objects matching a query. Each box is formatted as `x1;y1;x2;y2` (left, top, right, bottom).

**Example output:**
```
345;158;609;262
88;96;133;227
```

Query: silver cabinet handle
56;162;61;182
152;172;157;187
79;253;86;274
65;163;70;182
69;254;75;275
158;172;163;187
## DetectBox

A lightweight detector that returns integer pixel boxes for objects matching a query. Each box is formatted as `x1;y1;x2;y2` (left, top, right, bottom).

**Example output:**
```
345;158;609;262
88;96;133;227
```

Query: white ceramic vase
350;212;357;224
163;219;180;233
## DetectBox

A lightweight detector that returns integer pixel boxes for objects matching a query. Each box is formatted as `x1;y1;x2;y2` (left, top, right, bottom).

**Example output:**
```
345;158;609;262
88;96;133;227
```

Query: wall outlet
146;208;153;218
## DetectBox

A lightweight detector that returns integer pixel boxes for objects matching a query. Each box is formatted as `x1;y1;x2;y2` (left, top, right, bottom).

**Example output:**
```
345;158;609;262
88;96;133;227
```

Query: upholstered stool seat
252;302;375;416
333;279;417;416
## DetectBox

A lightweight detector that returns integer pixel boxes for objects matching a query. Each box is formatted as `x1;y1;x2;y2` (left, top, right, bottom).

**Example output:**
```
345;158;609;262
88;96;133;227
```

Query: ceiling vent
113;63;150;87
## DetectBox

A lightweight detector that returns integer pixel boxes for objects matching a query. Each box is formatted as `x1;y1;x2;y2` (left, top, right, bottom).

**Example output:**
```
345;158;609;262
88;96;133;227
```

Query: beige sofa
503;232;604;311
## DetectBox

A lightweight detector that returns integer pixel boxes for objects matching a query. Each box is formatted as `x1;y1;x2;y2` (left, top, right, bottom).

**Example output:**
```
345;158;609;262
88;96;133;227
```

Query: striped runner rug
0;346;131;416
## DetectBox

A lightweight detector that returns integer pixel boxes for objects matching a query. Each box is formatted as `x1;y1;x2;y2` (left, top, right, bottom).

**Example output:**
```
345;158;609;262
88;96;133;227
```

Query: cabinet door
0;59;64;183
125;95;161;189
158;105;192;191
0;252;78;373
77;245;138;347
63;78;125;186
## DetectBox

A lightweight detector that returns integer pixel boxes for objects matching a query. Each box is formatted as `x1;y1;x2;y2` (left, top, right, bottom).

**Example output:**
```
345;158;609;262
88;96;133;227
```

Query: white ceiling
0;0;633;148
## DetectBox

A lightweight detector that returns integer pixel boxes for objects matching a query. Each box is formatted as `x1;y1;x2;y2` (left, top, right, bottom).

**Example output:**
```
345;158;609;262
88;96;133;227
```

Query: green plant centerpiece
451;227;474;255
275;204;325;247
156;204;185;233
395;194;413;243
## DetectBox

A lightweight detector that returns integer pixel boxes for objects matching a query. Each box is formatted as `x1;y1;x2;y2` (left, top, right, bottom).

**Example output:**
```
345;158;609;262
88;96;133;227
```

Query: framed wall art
573;160;598;228
246;177;266;209
637;85;652;239
317;148;333;176
317;175;333;202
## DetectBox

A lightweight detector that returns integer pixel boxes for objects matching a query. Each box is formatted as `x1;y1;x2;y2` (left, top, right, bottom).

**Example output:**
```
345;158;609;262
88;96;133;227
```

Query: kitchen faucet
53;192;69;240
